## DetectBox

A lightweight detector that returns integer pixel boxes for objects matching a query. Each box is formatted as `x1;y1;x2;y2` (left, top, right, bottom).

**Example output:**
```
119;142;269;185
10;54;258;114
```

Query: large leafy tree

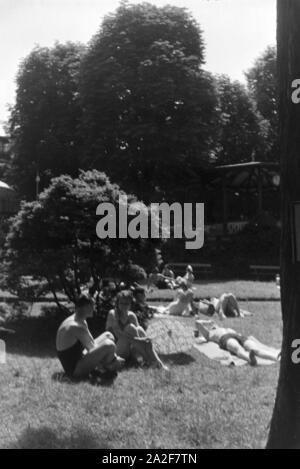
246;46;279;161
9;42;86;200
214;75;265;164
80;2;218;203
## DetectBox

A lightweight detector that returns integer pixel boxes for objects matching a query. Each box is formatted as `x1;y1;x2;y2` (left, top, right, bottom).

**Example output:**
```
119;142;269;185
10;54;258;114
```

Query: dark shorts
57;341;84;377
219;333;249;351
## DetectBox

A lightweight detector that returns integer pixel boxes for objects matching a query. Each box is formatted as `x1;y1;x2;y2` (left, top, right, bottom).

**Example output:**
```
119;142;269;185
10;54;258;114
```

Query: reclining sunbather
211;293;245;319
198;293;252;320
195;319;280;366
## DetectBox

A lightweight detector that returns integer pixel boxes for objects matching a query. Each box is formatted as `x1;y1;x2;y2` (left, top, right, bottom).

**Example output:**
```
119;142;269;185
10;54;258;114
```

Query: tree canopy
9;42;86;199
80;2;218;203
246;46;279;161
6;3;279;203
214;75;265;165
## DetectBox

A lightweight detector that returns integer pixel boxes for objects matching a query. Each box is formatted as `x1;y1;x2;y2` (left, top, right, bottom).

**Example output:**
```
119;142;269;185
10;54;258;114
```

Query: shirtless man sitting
56;293;124;379
195;319;280;366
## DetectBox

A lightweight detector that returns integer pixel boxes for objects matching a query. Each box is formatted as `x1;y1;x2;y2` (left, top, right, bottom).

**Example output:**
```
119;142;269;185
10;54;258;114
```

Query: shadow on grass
3;314;196;368
3;316;59;358
10;426;108;449
160;352;195;366
51;371;117;387
3;315;106;358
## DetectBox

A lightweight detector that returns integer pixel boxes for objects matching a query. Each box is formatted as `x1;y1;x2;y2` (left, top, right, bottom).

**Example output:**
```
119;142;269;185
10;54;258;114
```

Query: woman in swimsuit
106;290;168;370
56;293;124;379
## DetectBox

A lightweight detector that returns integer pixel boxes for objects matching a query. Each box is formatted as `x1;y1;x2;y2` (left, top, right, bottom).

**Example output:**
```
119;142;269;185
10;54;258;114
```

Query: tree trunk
267;0;300;449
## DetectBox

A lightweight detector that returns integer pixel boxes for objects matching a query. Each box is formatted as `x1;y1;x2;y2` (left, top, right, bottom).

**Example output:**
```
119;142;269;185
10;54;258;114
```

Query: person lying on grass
106;290;169;371
198;293;252;320
195;319;280;366
56;293;125;380
210;293;250;319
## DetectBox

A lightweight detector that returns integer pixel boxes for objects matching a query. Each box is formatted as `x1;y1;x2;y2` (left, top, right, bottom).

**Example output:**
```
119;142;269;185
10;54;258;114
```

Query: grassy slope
0;301;282;449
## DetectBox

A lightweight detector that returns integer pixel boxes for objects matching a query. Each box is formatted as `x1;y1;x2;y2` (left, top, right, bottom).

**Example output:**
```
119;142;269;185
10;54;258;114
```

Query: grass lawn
148;280;280;302
0;299;282;449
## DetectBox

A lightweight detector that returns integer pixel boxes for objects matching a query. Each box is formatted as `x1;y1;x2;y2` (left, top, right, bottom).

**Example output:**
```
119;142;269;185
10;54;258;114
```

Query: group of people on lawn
56;289;169;381
56;265;280;381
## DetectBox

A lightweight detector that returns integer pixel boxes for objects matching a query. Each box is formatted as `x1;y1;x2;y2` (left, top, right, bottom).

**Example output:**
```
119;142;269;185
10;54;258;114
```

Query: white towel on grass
192;337;280;367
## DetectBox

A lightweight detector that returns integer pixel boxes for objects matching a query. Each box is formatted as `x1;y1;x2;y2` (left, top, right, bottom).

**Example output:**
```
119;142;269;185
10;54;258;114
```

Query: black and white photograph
0;0;298;452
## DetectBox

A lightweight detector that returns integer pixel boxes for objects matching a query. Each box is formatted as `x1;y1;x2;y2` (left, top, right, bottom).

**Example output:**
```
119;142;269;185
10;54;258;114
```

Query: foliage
2;170;160;312
246;46;279;162
80;2;218;203
214;75;266;165
8;42;86;199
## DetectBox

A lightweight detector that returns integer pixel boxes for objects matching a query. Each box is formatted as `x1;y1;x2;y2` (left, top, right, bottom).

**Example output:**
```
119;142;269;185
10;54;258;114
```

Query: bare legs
73;332;124;379
115;324;146;359
117;323;168;370
225;338;257;365
243;338;280;362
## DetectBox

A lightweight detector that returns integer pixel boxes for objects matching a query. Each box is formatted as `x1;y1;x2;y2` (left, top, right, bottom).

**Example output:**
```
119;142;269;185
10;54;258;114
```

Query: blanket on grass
192;336;280;367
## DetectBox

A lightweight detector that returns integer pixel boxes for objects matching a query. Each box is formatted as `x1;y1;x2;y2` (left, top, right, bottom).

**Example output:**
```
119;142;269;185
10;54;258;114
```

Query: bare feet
249;350;258;366
152;361;170;372
132;337;169;371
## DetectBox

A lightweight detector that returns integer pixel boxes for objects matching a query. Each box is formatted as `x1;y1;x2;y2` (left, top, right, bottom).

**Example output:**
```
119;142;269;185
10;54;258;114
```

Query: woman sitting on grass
195;319;280;366
163;279;197;316
56;293;124;379
106;290;168;370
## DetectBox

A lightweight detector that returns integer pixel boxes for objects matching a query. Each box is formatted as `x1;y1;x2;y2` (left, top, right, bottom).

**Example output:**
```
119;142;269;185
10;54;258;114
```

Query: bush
2;170;162;314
